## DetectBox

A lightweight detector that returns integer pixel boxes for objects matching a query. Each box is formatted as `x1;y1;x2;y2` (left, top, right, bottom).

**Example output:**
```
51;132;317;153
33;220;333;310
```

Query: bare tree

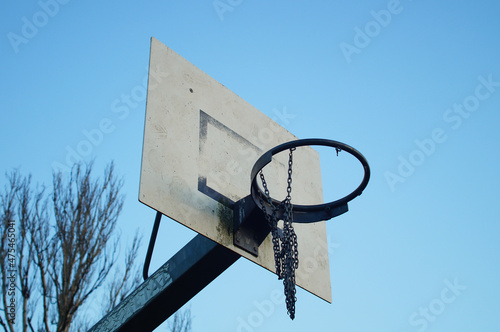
167;309;192;332
101;233;142;315
0;162;142;332
0;172;43;332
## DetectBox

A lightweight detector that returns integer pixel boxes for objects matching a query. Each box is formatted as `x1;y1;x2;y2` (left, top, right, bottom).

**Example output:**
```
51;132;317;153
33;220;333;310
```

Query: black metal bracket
143;211;162;281
233;195;271;256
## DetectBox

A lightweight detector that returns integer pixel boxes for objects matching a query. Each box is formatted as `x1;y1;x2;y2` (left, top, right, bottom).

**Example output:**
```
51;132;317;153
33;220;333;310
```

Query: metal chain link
258;147;299;320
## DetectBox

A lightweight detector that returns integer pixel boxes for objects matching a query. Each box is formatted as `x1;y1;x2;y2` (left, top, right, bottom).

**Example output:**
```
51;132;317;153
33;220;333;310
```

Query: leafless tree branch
0;162;145;332
167;308;192;332
0;171;23;332
102;231;142;314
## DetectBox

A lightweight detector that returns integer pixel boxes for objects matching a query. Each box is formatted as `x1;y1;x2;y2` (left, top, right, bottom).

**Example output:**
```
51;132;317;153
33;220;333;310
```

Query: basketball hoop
251;138;370;223
250;138;370;319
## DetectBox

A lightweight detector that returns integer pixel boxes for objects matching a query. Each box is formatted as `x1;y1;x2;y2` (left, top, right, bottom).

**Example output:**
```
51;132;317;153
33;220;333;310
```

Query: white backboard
140;37;331;302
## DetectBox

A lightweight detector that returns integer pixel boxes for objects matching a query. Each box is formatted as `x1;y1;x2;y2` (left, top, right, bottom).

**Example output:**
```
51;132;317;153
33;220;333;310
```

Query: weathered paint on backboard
139;37;331;302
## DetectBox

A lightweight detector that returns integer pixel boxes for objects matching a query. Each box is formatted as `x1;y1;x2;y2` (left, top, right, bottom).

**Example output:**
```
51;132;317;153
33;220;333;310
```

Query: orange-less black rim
251;138;370;223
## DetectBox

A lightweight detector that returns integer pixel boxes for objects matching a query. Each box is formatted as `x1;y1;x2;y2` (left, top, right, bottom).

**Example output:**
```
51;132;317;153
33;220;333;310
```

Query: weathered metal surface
88;234;240;332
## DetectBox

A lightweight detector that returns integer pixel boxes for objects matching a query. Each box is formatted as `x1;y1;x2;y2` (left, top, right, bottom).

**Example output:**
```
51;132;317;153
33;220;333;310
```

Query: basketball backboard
139;37;331;302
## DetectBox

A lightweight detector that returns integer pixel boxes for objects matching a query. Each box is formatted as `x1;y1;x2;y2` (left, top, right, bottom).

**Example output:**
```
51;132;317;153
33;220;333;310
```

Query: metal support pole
88;234;240;332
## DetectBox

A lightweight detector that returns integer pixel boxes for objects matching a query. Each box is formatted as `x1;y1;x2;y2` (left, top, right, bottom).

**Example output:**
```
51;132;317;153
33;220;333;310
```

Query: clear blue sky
2;1;499;331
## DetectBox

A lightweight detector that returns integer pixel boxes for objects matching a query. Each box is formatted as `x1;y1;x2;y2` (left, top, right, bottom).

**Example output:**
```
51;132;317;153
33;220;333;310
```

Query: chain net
258;147;299;320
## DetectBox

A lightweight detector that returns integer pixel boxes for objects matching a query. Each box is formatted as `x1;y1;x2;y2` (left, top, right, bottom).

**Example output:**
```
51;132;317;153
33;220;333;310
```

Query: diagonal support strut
88;233;240;332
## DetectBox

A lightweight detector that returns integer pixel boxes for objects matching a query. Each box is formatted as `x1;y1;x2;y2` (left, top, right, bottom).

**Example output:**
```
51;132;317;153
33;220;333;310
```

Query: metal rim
250;138;370;223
